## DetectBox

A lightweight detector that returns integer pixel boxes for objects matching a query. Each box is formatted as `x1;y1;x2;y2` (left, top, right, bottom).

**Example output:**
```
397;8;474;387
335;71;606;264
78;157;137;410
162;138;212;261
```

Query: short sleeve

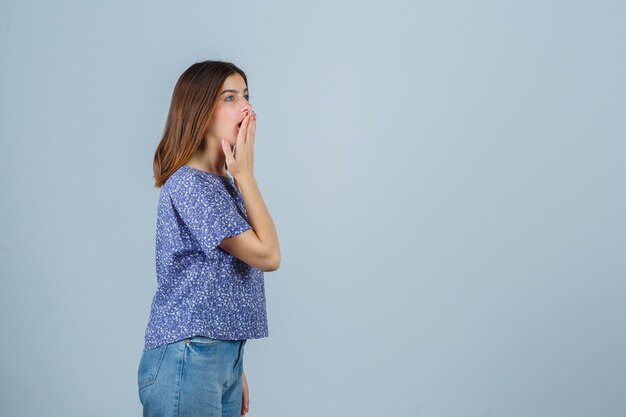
168;175;252;255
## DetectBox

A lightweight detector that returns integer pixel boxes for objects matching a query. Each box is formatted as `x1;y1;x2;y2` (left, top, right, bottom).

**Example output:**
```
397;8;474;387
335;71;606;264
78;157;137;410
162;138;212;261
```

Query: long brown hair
153;60;248;187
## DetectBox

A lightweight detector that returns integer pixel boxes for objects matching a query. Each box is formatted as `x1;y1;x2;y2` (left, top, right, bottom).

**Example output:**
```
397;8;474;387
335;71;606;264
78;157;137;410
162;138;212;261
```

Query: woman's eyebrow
220;87;249;95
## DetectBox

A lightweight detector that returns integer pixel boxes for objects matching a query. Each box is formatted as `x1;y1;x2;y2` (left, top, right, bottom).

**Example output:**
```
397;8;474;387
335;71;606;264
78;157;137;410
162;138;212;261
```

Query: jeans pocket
187;335;221;346
137;344;167;390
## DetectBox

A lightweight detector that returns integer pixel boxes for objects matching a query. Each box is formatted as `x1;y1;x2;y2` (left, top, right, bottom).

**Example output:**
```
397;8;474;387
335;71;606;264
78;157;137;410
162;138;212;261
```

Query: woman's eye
225;95;250;102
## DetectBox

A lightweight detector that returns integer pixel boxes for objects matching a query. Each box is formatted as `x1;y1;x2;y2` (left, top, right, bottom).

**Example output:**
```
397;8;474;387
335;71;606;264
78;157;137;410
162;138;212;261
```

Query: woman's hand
240;369;249;416
222;109;256;182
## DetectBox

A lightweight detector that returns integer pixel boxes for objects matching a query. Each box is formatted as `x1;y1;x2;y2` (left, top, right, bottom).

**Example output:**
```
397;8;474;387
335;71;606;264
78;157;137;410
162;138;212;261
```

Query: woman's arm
220;110;280;270
235;175;280;267
241;369;249;416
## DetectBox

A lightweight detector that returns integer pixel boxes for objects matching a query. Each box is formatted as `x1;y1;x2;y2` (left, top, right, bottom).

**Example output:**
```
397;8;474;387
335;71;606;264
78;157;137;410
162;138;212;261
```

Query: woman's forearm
236;175;280;267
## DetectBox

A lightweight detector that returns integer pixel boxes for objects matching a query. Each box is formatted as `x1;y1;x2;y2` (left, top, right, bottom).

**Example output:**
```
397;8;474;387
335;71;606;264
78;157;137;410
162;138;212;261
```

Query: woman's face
208;72;252;145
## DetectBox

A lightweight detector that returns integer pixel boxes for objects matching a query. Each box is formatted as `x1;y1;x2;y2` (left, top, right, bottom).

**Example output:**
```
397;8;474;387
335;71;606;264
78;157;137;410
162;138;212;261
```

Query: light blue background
1;1;624;416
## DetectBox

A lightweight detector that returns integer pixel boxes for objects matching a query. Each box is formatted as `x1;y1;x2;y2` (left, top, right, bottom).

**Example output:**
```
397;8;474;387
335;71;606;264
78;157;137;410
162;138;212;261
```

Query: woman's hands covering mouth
222;110;256;180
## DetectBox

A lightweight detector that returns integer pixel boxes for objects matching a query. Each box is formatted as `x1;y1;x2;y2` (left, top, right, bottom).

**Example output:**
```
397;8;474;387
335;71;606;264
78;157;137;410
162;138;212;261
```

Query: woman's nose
241;102;252;115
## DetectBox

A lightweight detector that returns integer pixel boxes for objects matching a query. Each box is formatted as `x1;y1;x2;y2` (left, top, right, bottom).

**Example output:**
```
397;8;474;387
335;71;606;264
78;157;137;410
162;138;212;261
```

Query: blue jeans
137;336;247;417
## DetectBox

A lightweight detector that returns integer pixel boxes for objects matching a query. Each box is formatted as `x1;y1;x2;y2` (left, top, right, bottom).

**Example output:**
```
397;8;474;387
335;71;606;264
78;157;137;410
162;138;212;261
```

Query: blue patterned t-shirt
143;164;269;351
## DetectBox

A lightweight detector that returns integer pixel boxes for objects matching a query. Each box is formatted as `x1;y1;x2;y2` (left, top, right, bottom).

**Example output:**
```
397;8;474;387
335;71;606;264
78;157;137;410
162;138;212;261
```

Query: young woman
137;60;280;417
